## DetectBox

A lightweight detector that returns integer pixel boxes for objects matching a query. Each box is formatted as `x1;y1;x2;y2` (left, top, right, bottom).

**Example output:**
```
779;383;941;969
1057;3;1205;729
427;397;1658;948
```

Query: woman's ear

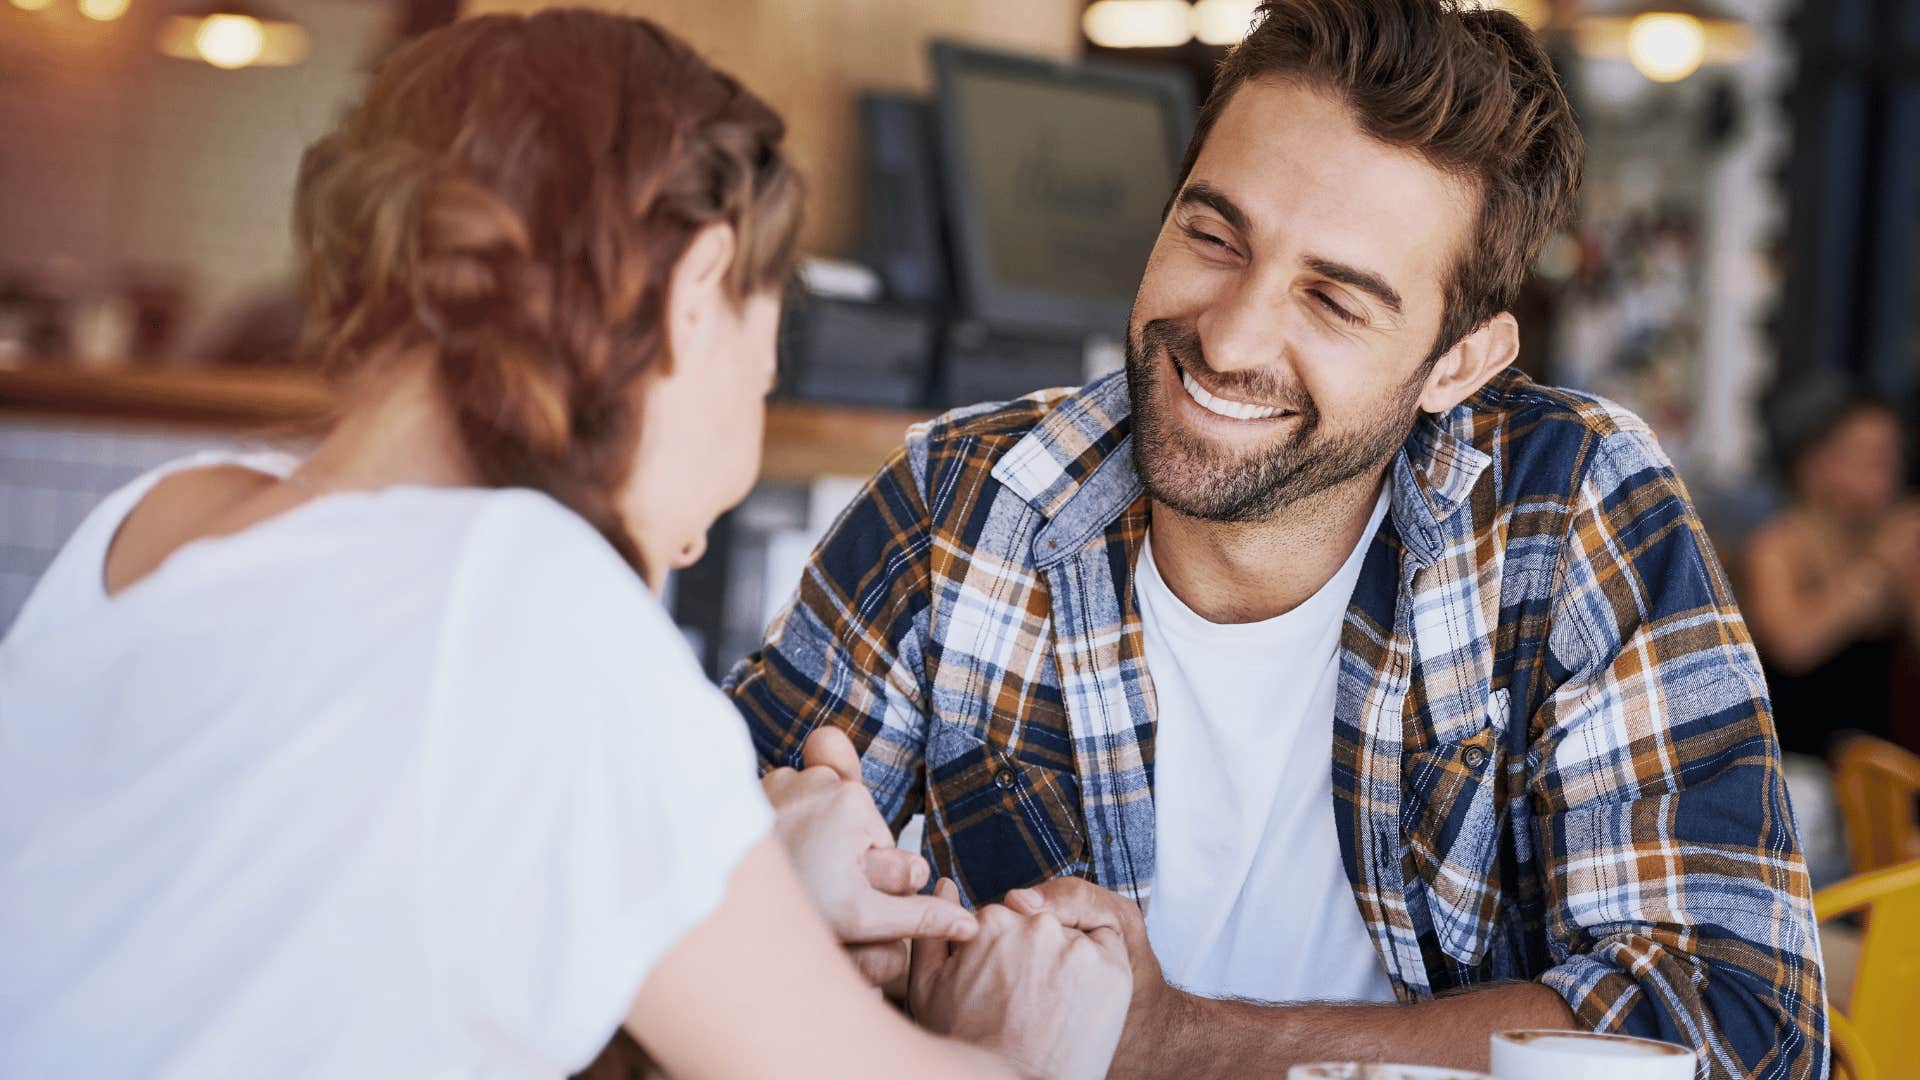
1419;311;1519;414
661;223;737;378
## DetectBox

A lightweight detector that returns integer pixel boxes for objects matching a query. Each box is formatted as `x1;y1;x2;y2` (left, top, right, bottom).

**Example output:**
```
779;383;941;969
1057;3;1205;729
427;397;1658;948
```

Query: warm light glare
1082;0;1193;49
77;0;131;20
1193;0;1260;45
10;0;57;12
158;13;309;68
194;14;266;70
1627;12;1707;82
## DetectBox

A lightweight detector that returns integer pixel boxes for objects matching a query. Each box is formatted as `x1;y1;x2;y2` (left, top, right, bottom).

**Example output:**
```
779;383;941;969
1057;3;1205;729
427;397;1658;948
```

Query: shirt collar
1388;399;1492;565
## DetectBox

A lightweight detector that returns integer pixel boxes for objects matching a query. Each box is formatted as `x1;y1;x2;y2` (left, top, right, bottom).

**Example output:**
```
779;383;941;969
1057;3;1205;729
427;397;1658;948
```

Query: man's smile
1166;352;1298;430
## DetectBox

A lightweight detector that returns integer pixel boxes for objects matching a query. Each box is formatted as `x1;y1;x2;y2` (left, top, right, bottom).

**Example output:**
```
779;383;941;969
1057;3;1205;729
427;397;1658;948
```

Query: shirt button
993;768;1016;790
1462;745;1488;769
1104;833;1116;845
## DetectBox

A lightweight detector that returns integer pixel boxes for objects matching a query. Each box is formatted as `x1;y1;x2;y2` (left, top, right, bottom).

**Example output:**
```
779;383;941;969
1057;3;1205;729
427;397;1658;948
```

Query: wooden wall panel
461;0;1082;256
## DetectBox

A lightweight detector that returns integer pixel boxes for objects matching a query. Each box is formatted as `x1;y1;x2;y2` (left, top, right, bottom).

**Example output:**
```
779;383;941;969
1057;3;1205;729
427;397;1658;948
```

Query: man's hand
1003;877;1579;1080
761;728;975;988
910;881;1133;1080
1004;877;1174;1075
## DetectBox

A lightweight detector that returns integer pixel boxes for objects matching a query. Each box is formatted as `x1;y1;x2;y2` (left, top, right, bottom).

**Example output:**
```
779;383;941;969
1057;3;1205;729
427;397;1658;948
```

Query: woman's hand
626;839;1017;1080
761;728;975;988
1871;503;1920;617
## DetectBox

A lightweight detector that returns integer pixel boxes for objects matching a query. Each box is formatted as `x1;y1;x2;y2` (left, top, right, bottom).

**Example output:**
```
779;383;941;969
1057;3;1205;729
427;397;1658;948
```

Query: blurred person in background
729;1;1825;1076
1746;385;1920;758
0;12;1130;1079
1743;383;1920;887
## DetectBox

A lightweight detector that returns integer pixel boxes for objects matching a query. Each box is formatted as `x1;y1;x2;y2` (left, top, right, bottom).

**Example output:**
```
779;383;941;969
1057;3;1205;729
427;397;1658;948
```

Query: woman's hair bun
292;11;803;573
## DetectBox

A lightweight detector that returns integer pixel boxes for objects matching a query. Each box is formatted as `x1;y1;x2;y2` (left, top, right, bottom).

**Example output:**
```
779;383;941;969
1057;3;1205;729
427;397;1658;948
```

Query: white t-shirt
1137;490;1396;1005
0;454;772;1079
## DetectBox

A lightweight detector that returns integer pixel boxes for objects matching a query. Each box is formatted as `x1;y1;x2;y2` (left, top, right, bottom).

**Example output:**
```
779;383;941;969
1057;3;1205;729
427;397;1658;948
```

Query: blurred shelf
0;365;332;426
0;365;926;484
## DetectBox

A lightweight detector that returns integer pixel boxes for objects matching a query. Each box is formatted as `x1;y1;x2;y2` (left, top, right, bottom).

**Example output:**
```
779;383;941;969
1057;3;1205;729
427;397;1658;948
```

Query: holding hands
761;727;976;988
1005;878;1170;1078
763;727;1135;1079
912;881;1133;1080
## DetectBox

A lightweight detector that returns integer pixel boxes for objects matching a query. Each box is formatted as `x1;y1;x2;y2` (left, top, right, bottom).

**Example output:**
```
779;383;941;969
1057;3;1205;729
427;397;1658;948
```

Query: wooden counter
0;366;927;484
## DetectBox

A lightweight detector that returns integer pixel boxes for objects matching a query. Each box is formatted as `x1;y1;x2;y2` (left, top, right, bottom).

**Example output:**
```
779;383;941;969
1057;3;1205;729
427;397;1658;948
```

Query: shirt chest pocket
924;719;1086;905
1400;687;1509;967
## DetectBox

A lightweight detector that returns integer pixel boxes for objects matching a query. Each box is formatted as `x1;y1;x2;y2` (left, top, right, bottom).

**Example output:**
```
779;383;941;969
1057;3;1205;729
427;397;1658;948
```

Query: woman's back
1;458;772;1077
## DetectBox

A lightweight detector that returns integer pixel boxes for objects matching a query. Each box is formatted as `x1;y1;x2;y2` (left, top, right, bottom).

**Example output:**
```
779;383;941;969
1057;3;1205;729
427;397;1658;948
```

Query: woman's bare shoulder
1745;508;1816;561
103;464;286;596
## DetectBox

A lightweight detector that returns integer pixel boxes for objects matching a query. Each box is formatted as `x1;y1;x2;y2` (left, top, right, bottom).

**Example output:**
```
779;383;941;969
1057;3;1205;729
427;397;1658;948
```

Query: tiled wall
0;417;273;633
0;1;382;355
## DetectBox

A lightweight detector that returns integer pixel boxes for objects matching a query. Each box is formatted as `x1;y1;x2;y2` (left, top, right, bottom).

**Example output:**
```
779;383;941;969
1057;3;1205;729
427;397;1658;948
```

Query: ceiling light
193;14;265;69
1082;0;1193;49
156;3;308;70
1192;0;1260;46
1579;1;1751;84
78;0;132;21
1626;13;1706;82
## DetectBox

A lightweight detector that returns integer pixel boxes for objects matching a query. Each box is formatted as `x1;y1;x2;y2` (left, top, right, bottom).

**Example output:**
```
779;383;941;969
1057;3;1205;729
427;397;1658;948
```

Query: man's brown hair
1177;0;1584;360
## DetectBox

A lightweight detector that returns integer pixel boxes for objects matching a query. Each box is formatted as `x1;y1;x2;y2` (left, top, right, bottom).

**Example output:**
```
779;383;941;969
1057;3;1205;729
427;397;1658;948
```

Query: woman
1745;388;1920;758
0;12;1128;1079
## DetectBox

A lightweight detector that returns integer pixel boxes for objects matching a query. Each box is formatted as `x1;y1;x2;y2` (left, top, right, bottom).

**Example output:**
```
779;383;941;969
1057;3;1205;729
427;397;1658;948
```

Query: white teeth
1181;370;1287;420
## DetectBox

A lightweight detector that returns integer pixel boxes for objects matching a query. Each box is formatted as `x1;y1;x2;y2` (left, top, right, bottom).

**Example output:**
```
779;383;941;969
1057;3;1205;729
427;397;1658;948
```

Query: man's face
1127;78;1478;522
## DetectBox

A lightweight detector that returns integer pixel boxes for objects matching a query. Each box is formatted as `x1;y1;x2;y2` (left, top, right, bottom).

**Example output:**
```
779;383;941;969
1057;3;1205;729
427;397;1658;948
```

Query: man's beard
1125;317;1424;523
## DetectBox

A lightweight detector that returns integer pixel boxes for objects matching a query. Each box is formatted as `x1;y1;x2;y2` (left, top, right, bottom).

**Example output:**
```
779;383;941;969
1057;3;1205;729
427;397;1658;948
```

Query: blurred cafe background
4;0;1920;977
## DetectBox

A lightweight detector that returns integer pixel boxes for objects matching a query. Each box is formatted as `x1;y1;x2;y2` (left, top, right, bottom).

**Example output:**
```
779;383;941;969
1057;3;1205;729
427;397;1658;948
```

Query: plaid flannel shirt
725;368;1827;1079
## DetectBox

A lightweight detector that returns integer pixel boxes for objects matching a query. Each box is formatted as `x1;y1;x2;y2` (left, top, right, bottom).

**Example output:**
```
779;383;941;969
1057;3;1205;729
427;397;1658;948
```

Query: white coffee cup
1489;1029;1696;1080
1288;1065;1491;1080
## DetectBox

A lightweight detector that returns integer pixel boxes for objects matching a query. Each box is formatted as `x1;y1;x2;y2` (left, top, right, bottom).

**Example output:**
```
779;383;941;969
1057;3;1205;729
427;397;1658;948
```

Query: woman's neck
299;356;481;494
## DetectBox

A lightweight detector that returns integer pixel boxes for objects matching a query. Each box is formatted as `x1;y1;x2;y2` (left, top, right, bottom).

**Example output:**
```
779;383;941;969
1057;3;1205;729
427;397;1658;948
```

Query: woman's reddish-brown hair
294;10;803;572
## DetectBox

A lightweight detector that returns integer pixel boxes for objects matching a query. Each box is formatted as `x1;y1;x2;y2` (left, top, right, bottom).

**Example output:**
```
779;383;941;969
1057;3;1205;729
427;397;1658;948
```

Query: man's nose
1197;275;1294;377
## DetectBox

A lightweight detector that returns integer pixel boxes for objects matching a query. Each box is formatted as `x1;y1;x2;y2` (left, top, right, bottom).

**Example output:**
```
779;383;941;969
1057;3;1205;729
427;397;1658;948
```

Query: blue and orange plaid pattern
725;368;1826;1079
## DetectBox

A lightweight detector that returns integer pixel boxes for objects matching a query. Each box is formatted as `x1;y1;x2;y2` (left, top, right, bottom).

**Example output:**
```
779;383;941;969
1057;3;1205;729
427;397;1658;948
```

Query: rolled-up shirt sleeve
1530;428;1828;1080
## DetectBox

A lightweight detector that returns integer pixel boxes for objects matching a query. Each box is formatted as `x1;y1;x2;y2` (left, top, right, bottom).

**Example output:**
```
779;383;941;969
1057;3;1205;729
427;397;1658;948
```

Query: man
728;1;1826;1076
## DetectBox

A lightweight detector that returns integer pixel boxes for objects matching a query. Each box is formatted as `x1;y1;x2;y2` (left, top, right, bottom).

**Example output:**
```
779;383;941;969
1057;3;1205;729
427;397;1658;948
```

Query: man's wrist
1111;980;1195;1080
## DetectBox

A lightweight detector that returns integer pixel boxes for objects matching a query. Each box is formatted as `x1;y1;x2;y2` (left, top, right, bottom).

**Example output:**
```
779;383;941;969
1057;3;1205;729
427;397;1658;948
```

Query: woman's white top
0;453;771;1078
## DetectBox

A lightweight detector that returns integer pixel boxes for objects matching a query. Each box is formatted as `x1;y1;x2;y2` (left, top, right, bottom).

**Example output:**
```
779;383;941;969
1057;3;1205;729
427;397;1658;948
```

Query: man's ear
660;223;737;378
1419;311;1519;414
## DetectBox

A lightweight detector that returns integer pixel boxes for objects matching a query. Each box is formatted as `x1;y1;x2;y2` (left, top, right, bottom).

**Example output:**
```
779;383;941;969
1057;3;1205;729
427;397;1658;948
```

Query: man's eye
1186;227;1232;252
1312;290;1363;326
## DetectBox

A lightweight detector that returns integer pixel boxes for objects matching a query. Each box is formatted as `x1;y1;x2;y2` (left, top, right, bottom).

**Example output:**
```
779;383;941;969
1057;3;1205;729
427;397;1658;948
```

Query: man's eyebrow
1304;255;1404;316
1174;182;1250;237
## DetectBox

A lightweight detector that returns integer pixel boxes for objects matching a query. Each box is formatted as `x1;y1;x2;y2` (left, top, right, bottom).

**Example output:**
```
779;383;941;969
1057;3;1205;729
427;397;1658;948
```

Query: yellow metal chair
1814;860;1920;1080
1831;735;1920;874
1829;1008;1877;1080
